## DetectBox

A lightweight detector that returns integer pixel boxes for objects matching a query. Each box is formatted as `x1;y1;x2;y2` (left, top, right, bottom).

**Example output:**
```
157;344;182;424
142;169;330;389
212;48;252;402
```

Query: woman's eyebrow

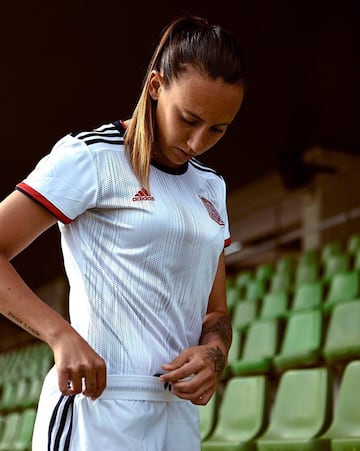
183;109;231;126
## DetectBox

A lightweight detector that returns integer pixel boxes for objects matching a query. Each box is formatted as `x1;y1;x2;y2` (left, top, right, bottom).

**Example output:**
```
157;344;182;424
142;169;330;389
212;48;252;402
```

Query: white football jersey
17;121;231;376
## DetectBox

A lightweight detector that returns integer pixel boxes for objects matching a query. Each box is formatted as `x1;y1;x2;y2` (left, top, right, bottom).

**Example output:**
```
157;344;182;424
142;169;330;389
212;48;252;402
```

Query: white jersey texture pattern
16;121;231;377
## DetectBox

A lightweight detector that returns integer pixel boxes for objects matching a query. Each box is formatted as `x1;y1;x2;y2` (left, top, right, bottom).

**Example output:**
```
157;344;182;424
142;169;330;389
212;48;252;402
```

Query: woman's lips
175;147;193;162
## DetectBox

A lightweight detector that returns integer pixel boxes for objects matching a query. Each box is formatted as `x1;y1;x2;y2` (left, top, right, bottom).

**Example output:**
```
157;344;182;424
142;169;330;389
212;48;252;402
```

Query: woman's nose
187;129;209;155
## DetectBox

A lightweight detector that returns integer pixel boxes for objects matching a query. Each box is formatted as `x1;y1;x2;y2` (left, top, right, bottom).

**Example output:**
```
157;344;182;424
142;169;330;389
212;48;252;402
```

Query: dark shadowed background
1;0;359;288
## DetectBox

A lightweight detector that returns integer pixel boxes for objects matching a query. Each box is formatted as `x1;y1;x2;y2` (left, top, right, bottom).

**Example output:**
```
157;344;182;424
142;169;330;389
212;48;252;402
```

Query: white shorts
32;367;201;451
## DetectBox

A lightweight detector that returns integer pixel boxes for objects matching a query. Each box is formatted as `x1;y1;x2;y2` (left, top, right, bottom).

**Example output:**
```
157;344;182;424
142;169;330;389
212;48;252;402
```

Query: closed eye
211;126;227;134
182;117;198;126
183;118;225;133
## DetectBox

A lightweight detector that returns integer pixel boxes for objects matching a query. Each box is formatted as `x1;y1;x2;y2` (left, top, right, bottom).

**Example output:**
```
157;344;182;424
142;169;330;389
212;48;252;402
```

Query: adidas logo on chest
132;188;155;201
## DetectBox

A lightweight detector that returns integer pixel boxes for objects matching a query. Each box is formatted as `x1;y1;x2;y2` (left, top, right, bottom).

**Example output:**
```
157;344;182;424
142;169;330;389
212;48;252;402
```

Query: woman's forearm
0;253;72;347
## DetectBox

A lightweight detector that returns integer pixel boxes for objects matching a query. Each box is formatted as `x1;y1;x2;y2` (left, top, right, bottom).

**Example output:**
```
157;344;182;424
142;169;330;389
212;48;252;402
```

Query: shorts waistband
99;375;186;402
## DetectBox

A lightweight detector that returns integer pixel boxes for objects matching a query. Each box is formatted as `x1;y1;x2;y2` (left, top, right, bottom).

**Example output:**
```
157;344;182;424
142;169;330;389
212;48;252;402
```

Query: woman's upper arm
207;251;228;315
0;190;57;260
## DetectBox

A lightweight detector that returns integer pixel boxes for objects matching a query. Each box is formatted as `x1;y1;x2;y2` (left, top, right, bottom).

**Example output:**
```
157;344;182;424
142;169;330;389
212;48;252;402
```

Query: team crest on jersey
132;188;155;201
199;196;225;225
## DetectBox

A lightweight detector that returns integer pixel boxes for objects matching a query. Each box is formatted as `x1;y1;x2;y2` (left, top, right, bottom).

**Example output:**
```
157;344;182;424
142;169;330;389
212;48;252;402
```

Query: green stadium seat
322;252;350;284
31;344;53;378
294;262;319;288
298;249;319;266
259;291;288;320
0;416;4;444
230;319;278;376
13;379;30;410
273;309;323;372
223;329;243;380
0;412;21;451
226;276;233;289
232;300;258;332
226;285;242;315
290;281;323;313
254;263;274;288
243;279;265;303
0;380;18;412
321;241;343;264
323;300;360;365
28;376;43;408
353;249;360;272
347;233;360;257
256;367;332;450
322;270;360;312
234;271;253;298
15;376;43;410
269;272;292;294
201;375;269;450
319;360;360;450
275;256;295;276
12;408;37;451
234;270;253;288
200;391;219;442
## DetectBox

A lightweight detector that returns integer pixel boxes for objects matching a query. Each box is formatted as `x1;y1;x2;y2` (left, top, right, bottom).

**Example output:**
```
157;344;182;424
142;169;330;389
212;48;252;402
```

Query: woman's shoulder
69;120;125;145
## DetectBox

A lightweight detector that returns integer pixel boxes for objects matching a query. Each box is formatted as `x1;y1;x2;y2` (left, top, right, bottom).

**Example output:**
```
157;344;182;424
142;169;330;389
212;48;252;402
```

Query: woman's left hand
159;344;225;405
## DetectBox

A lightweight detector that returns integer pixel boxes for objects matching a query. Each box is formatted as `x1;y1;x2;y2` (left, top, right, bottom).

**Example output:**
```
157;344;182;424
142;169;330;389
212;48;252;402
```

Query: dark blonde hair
125;15;245;190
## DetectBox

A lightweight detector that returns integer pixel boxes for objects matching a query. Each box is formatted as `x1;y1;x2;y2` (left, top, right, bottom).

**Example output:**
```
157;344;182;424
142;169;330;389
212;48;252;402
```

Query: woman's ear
148;71;163;100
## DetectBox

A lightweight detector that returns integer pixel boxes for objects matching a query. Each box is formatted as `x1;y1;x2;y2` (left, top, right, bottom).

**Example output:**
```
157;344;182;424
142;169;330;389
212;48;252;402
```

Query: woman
0;14;245;450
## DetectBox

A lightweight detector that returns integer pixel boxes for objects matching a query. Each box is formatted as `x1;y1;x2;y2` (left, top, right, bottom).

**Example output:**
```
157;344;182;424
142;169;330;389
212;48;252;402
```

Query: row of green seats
0;342;53;414
228;266;360;313
224;299;360;378
0;342;53;383
229;270;360;327
0;377;43;413
227;234;360;305
200;360;360;450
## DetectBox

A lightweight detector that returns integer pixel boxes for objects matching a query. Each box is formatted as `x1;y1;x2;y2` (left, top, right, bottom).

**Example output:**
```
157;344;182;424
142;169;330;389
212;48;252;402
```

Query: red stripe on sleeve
16;182;72;224
224;237;231;248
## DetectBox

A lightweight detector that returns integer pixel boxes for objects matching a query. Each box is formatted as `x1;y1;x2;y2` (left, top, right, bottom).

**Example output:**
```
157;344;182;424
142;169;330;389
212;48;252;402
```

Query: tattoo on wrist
206;346;226;378
202;316;232;350
8;311;41;337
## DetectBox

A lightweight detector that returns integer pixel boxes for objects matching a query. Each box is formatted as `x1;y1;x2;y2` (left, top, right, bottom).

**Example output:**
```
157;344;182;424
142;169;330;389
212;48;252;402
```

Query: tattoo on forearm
202;316;232;350
207;346;226;378
8;311;41;337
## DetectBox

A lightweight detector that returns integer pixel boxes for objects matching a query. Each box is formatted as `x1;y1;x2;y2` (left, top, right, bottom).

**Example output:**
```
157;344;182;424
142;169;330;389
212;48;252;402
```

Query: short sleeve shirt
16;121;231;376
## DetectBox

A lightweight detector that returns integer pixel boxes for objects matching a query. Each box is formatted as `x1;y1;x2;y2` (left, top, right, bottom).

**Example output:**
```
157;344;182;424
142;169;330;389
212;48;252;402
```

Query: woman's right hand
51;327;107;400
